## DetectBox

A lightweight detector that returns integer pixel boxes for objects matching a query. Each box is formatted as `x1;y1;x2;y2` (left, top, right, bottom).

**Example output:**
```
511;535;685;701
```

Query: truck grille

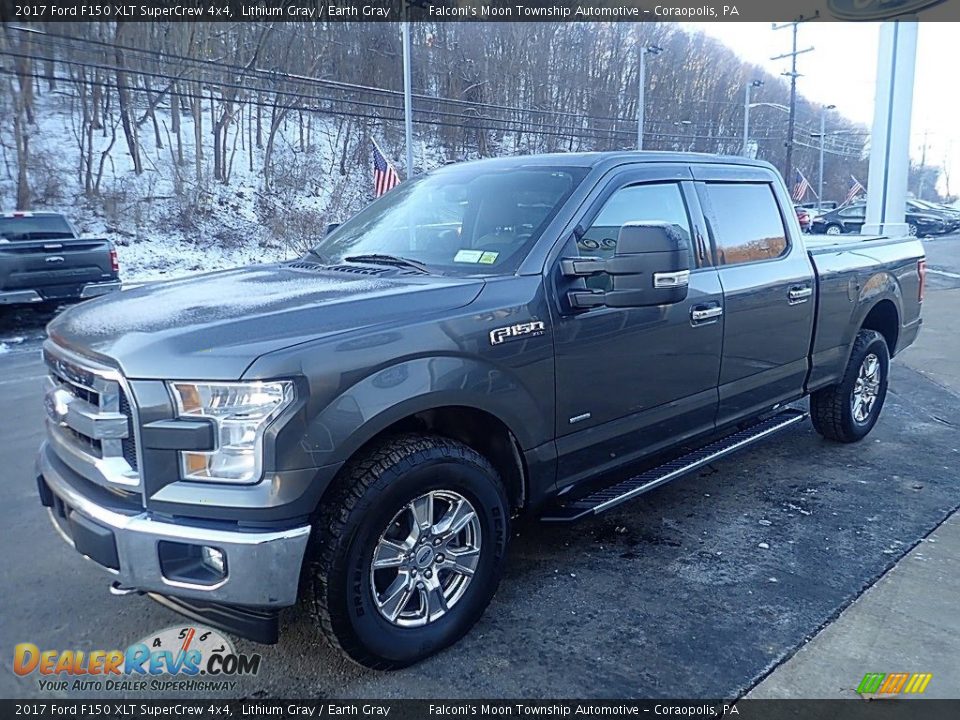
43;343;141;494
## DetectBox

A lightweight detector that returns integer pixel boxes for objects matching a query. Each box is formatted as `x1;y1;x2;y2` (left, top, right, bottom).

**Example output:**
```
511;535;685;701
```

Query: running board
541;408;808;522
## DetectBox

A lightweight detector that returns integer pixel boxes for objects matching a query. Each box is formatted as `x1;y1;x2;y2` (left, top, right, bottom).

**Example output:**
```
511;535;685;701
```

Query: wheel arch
331;404;528;512
301;356;550;514
860;298;900;356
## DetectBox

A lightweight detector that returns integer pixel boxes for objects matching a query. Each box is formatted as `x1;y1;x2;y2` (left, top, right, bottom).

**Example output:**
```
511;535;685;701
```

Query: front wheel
825;224;842;236
304;434;510;669
908;223;919;237
810;329;890;443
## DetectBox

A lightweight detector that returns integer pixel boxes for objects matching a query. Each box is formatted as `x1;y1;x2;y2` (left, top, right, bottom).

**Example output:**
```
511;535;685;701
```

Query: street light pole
401;22;415;177
818;104;836;211
637;45;662;150
743;80;763;156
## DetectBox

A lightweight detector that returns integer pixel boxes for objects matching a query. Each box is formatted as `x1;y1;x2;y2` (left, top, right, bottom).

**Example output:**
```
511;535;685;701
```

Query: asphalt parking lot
2;234;959;700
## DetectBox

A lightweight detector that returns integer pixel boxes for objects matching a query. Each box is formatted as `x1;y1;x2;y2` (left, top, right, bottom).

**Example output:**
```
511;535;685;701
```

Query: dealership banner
3;700;960;719
1;0;959;23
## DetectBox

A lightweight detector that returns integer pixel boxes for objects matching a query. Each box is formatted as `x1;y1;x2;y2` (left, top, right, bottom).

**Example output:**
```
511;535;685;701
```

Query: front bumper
36;442;311;608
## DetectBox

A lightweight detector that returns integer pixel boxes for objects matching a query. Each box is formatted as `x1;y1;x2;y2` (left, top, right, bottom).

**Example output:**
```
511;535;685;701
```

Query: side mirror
562;222;691;309
325;222;341;236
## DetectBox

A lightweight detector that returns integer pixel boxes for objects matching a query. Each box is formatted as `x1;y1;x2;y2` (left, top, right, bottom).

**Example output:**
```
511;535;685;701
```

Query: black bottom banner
3;700;959;720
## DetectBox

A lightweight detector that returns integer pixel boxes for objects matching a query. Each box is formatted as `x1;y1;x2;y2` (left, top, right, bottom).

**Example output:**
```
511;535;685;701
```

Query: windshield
0;215;75;241
313;165;588;275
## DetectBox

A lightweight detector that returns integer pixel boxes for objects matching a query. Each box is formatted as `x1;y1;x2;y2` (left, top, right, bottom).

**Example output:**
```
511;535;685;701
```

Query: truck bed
805;233;925;392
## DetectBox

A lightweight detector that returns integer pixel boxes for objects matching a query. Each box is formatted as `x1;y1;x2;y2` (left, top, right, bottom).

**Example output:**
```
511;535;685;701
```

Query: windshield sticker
454;250;484;263
479;252;499;264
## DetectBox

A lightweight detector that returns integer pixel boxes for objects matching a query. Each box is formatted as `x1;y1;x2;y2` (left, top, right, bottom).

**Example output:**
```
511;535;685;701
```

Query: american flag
792;170;811;202
844;175;865;204
372;141;401;197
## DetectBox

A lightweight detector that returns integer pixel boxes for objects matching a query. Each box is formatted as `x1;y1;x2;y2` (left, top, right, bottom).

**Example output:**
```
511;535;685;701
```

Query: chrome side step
541;408;808;522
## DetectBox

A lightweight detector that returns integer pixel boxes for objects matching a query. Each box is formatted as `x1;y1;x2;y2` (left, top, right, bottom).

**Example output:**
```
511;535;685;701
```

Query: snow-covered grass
1;90;407;282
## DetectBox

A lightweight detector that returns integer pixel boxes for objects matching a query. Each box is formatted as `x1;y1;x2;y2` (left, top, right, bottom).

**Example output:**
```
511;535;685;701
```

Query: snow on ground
1;89;402;283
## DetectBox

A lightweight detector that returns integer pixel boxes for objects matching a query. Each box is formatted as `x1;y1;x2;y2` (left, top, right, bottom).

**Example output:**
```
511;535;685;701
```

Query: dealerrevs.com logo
14;625;261;693
828;0;949;19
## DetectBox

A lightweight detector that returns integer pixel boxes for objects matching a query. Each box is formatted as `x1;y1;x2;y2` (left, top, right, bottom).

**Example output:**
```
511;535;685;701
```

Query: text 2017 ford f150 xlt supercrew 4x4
35;153;924;668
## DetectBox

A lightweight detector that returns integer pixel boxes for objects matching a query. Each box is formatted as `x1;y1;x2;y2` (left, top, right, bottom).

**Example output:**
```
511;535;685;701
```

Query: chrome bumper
37;443;311;607
0;280;120;305
0;289;43;304
80;280;121;298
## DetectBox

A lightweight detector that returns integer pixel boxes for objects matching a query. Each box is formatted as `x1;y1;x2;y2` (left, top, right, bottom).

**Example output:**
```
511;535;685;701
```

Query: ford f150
0;211;121;308
35;153;924;668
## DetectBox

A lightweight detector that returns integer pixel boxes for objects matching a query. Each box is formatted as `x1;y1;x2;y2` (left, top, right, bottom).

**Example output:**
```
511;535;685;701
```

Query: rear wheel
907;223;919;237
810;329;889;443
304;434;510;669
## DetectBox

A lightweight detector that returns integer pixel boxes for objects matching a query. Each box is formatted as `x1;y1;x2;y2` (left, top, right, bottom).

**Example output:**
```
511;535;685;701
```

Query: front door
551;170;723;491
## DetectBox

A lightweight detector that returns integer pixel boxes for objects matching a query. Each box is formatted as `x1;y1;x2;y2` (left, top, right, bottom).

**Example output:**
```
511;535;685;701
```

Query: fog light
201;546;226;576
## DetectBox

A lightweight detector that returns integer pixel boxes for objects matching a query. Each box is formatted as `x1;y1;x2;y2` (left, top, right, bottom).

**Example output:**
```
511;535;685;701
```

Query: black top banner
1;0;958;23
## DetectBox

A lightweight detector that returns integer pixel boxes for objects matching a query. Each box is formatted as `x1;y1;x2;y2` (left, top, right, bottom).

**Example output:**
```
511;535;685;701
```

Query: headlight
169;381;294;484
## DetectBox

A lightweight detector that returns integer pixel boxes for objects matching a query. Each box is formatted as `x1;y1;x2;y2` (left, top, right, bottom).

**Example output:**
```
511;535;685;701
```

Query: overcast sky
688;22;957;197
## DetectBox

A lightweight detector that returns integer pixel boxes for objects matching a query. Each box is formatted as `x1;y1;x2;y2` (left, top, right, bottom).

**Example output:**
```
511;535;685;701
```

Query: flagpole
401;21;414;179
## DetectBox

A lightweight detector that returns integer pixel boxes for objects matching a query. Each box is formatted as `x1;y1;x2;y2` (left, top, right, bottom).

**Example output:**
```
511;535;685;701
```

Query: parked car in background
799;201;838;215
811;202;948;237
794;206;812;232
0;211;120;308
908;199;960;233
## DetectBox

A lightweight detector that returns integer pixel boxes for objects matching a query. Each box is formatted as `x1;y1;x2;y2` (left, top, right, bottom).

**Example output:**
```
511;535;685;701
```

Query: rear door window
701;183;788;266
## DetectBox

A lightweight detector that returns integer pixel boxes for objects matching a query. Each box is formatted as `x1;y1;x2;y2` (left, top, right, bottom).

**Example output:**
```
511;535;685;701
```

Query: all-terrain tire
303;433;510;669
810;329;890;443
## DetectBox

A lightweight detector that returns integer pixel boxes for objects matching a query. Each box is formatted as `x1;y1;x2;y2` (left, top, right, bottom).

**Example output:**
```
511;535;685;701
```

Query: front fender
298;355;551;469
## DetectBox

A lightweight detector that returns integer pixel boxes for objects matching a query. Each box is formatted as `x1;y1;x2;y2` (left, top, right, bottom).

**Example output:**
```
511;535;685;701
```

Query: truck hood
47;263;485;380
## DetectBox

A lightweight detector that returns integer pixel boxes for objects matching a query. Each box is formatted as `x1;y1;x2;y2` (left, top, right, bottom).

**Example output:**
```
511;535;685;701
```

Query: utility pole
772;21;814;185
636;45;663;150
817;104;836;210
917;129;929;199
743;80;764;156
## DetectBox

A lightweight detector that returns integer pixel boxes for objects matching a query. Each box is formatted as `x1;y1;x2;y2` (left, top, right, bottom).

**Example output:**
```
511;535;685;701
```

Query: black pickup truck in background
0;211;121;308
35;153;924;669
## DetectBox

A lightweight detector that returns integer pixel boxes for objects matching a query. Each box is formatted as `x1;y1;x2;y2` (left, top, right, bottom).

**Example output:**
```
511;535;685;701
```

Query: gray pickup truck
0;211;121;308
35;153;924;668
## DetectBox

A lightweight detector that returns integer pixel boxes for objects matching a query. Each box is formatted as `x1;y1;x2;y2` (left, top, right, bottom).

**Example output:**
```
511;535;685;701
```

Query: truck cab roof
434;151;778;175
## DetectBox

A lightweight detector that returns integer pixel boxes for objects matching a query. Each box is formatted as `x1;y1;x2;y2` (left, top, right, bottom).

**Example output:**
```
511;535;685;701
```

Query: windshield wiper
344;253;431;274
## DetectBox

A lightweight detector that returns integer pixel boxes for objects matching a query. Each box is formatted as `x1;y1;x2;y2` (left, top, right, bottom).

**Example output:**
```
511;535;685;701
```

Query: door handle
788;286;813;303
691;305;723;323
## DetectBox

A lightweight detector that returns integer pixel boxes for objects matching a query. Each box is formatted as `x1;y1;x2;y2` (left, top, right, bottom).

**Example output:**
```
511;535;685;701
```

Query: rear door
692;165;816;428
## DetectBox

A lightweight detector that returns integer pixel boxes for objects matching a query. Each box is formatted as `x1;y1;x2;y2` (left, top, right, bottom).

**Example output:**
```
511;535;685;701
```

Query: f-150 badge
489;321;546;346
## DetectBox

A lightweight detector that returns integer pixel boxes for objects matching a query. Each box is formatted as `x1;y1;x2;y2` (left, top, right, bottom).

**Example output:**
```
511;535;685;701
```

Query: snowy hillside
1;90;393;283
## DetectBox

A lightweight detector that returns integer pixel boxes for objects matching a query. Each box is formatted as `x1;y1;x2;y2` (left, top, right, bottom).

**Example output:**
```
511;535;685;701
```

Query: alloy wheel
369;490;482;627
851;353;882;424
